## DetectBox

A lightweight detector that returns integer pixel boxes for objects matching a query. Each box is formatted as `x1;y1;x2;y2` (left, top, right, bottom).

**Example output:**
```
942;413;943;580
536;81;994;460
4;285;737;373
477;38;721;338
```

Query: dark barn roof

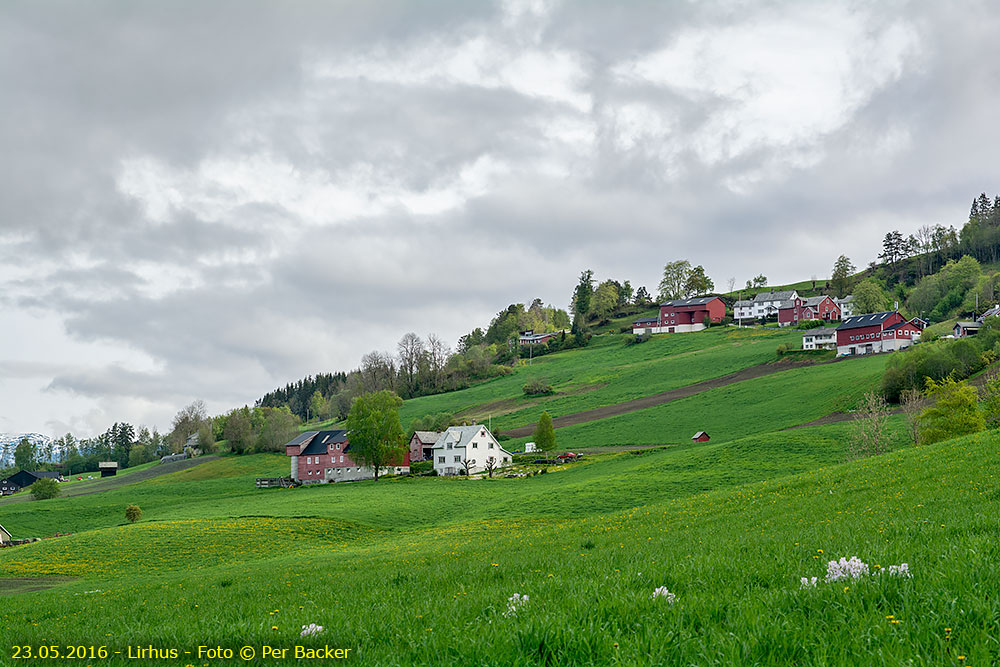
661;296;721;307
836;312;898;331
298;430;350;456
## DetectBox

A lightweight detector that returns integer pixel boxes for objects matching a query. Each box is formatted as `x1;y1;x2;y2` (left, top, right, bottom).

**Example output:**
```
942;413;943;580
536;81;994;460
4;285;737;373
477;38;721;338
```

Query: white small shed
525;442;537;453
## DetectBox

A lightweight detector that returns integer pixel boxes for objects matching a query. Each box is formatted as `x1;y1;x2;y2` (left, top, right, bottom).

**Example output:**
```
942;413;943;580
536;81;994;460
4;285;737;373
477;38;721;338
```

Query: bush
776;344;789;356
523;380;555;396
125;504;142;523
624;333;650;346
30;478;60;501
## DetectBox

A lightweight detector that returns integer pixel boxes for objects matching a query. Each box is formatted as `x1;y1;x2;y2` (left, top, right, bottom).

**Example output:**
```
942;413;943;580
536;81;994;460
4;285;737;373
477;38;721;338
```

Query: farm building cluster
0;470;64;496
628;289;959;358
283;424;513;484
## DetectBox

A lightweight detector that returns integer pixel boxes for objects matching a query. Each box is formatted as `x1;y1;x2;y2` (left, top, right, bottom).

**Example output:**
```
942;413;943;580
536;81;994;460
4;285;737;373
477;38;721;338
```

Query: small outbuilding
98;462;119;477
692;431;711;443
0;523;11;544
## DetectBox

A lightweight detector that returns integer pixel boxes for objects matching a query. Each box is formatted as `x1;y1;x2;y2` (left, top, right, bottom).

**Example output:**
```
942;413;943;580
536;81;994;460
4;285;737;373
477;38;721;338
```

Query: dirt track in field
0;577;78;595
501;358;817;438
0;456;219;506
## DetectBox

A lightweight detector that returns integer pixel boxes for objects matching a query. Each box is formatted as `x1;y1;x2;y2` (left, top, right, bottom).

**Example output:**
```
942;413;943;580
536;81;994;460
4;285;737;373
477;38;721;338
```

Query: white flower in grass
825;556;869;582
886;563;911;578
503;593;528;617
300;623;323;637
800;577;818;588
651;587;676;603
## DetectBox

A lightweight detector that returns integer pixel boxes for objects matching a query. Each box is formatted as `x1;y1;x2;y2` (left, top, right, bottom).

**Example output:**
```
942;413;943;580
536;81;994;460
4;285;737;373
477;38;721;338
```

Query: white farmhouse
738;290;798;321
835;295;855;318
433;425;512;476
802;327;838;350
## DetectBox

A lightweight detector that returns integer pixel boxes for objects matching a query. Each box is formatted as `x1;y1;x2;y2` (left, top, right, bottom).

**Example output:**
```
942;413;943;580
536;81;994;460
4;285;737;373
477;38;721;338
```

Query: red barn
692;431;710;443
658;296;726;333
835;311;917;355
285;430;410;483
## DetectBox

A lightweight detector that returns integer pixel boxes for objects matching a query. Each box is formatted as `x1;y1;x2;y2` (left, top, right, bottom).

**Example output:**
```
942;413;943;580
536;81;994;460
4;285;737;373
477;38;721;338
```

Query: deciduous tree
532;411;556;451
345;390;406;481
918;377;984;445
831;255;855;298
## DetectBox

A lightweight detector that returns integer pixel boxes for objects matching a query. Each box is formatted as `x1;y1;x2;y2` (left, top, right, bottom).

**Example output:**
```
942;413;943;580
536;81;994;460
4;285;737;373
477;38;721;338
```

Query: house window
326;468;332;475
438;456;445;463
340;455;344;463
447;443;452;450
306;457;311;464
454;455;461;463
489;443;494;449
472;442;478;448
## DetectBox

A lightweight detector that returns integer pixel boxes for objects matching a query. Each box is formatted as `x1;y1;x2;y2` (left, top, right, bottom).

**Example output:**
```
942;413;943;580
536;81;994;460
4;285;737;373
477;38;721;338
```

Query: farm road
501;359;816;438
0;456;219;505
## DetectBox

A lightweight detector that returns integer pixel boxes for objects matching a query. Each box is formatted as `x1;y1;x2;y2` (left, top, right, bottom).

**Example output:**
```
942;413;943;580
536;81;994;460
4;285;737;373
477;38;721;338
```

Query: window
472;442;478;449
454;455;461;463
438;456;445;463
339;455;344;463
489;442;494;449
447;443;452;450
306;457;311;464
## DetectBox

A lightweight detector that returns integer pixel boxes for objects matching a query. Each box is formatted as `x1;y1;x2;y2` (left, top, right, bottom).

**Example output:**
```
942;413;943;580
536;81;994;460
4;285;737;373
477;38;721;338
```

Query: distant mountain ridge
0;432;52;466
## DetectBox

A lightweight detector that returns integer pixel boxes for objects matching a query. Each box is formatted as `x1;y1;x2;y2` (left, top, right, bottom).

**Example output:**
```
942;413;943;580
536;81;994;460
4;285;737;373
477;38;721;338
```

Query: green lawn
2;426;997;665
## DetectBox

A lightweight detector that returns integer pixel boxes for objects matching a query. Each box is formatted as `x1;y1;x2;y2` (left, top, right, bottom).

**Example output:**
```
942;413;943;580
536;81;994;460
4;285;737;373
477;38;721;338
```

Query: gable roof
412;431;442;444
286;430;350;456
802;295;832;307
0;523;10;539
835;295;854;303
733;300;751;307
662;296;721;307
802;327;838;335
955;321;982;330
836;312;899;331
433;425;511;456
633;317;658;325
752;290;796;303
692;431;709;438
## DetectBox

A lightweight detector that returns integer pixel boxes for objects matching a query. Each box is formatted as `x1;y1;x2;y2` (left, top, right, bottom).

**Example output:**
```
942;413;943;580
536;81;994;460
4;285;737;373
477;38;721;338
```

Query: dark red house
778;295;841;326
285;430;410;483
835;311;918;355
658;296;726;333
692;431;710;443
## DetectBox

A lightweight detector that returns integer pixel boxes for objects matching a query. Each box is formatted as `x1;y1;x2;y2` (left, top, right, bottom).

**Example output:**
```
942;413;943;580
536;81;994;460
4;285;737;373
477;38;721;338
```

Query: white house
802;327;838;350
0;522;10;544
433;425;512;476
835;295;855;318
738;290;798;321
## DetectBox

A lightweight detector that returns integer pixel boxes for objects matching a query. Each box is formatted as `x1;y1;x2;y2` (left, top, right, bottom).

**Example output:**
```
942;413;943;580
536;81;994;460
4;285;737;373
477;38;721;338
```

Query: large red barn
835;312;920;355
285;430;410;483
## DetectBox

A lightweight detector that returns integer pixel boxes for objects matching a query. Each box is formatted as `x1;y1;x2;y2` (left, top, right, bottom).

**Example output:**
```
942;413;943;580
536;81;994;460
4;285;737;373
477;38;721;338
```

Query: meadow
398;326;800;431
1;428;997;665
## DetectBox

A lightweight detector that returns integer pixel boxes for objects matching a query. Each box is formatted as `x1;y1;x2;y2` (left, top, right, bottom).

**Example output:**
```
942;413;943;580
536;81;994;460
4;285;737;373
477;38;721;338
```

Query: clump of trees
216;405;301;455
522;380;554;396
882;317;1000;402
657;260;715;302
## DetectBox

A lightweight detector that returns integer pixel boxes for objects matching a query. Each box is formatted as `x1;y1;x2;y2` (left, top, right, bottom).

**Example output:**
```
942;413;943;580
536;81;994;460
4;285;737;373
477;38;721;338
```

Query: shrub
776;344;789;356
30;477;61;500
532;411;556;450
624;333;650;346
522;380;555;396
125;504;142;523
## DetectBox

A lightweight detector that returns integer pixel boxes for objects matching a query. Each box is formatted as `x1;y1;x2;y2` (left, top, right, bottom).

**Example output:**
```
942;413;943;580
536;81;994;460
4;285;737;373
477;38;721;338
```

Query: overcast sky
2;0;999;438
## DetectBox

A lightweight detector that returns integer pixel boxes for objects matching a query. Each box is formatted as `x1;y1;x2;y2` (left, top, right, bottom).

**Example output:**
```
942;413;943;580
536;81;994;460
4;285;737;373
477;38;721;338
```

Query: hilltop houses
734;290;798;321
632;296;726;334
284;430;410;483
432;425;512;476
835;312;923;356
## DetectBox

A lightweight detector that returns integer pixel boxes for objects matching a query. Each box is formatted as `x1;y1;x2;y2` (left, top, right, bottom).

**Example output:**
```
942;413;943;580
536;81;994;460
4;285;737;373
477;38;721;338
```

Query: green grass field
398;327;800;432
2;424;997;665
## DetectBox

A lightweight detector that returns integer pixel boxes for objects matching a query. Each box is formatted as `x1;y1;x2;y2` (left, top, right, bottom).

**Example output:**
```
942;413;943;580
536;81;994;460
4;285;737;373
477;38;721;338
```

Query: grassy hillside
398;327;800;431
2;427;997;665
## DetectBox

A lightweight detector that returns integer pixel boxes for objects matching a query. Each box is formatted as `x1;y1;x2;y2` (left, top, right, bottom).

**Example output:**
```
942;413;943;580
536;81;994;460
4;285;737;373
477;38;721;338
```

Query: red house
835;311;918;355
656;296;726;333
285;430;410;483
692;431;710;443
778;295;841;327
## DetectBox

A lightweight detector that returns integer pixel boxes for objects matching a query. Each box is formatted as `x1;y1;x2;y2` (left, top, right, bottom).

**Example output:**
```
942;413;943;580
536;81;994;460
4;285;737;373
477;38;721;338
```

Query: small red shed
692;431;710;443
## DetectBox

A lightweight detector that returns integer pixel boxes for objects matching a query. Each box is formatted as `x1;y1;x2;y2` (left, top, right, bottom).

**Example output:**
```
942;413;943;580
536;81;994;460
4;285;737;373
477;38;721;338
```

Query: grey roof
752;290;796;302
978;306;1000;321
802;327;838;335
633;317;658;324
802;296;831;307
835;295;854;303
836;312;898;331
955;321;982;329
29;471;62;479
412;431;442;444
777;299;796;309
432;425;511;456
661;296;721;307
734;300;752;307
